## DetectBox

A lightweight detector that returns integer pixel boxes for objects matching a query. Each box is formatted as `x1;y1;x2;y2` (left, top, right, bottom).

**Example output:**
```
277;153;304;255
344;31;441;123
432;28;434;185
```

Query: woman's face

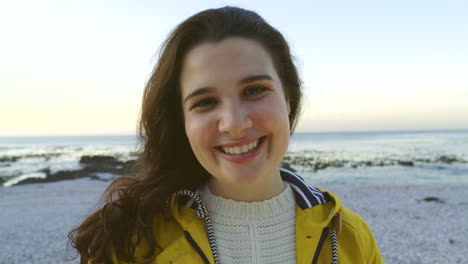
180;37;291;200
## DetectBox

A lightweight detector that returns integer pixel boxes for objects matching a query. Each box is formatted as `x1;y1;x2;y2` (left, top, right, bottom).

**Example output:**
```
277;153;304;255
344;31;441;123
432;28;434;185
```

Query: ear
286;97;291;115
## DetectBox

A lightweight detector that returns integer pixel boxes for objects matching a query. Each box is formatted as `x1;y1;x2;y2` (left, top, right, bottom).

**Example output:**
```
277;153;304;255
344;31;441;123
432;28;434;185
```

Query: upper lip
215;136;263;148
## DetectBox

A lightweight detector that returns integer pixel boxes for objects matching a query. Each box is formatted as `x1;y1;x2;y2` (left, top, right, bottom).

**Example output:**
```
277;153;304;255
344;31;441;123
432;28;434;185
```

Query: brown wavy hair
68;6;302;264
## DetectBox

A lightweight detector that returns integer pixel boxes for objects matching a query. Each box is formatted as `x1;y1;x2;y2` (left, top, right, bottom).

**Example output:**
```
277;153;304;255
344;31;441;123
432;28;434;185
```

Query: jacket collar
167;168;342;264
183;168;328;210
173;167;336;220
279;168;327;209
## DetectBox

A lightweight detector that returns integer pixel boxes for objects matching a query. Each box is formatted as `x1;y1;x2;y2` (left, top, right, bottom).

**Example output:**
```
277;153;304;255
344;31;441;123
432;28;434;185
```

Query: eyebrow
183;74;273;103
238;74;273;84
183;87;215;103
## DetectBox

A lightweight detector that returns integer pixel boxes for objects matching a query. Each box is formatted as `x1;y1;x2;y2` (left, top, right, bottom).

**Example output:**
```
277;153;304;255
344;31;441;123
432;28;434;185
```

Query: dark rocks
13;155;137;186
374;162;386;167
79;155;121;170
79;155;137;175
282;150;468;173
284;151;425;172
422;196;445;203
414;158;431;163
313;162;330;171
0;156;19;162
436;155;459;163
398;160;414;166
280;161;296;172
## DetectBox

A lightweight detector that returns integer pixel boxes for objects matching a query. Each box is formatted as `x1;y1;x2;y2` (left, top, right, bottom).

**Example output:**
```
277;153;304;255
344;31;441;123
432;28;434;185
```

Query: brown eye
191;98;218;111
243;86;268;97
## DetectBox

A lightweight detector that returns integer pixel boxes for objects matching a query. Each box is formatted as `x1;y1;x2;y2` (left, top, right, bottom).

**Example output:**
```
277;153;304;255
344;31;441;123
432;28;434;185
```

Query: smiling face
180;37;291;201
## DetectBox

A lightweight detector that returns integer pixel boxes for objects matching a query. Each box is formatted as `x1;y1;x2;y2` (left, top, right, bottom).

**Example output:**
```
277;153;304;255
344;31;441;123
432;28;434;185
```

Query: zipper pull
165;193;176;218
332;213;342;235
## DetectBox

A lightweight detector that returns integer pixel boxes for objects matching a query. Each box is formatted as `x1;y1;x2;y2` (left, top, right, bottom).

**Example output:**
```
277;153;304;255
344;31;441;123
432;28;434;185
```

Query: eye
242;85;268;98
191;98;218;111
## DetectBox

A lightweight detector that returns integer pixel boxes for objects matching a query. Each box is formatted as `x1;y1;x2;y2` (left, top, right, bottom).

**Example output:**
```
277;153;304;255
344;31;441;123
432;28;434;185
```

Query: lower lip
216;137;266;163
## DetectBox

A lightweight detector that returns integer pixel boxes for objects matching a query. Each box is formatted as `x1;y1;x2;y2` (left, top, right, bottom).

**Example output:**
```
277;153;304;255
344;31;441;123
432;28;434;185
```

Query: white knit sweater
199;183;296;264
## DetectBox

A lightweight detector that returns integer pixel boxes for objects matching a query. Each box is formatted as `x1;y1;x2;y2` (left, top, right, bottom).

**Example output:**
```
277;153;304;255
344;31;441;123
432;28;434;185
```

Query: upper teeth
221;140;259;154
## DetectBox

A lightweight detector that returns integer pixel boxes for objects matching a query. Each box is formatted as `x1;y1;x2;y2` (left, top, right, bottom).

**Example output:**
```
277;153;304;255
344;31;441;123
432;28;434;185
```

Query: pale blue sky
1;0;467;135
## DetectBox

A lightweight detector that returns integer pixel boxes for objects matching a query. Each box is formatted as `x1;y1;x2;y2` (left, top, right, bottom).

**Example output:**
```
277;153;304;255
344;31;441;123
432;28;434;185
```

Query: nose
218;101;252;137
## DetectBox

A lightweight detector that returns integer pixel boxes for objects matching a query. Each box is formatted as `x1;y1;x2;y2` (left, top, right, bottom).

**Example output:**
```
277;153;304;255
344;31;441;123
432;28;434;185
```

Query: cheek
184;114;217;151
251;99;291;130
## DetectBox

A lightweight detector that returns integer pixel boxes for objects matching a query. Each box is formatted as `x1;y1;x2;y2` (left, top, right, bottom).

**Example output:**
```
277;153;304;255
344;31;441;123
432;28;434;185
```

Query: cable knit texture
199;183;296;264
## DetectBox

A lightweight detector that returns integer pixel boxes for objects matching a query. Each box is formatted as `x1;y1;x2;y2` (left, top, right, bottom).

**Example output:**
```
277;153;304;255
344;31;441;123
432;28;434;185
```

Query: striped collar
279;168;327;209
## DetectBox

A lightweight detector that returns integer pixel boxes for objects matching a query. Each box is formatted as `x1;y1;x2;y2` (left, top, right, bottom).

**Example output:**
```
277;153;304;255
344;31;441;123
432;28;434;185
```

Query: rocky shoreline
283;152;467;171
11;155;137;186
2;152;467;187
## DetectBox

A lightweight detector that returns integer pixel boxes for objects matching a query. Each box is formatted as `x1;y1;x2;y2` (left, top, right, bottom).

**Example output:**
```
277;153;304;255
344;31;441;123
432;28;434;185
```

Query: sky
1;0;467;136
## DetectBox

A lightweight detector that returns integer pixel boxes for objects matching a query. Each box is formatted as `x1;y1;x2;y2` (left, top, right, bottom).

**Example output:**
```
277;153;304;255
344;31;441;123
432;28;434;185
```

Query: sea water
0;130;467;186
289;130;468;185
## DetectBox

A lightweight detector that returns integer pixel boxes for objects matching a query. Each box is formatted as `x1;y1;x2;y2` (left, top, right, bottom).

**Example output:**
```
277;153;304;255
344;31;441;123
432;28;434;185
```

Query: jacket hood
279;168;343;226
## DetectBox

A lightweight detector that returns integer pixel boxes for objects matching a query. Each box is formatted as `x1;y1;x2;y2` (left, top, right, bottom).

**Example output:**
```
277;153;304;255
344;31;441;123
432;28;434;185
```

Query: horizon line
1;128;467;138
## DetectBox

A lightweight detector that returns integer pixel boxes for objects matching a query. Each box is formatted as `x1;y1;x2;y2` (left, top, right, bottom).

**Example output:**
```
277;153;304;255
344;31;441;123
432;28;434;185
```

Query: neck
207;169;285;201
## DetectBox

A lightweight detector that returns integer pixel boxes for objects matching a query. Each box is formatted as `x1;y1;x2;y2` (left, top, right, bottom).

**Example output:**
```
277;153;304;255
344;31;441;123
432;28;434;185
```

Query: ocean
1;130;467;187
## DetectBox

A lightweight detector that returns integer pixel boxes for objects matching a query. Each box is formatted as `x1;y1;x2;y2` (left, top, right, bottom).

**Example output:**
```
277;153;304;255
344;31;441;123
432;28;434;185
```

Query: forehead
180;37;278;92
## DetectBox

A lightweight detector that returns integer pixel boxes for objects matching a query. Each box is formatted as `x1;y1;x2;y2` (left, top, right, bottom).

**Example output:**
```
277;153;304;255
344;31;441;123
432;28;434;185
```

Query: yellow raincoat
109;169;384;264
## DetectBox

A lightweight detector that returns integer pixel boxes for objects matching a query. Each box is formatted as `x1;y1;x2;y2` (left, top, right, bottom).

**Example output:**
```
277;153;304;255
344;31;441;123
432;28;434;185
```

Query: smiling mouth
217;136;266;155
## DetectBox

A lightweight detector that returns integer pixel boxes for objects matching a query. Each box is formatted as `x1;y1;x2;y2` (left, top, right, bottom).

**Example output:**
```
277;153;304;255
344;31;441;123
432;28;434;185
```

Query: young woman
69;6;383;264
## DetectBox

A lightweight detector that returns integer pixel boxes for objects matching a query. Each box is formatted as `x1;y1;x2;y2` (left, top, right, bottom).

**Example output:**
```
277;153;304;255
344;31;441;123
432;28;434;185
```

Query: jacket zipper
311;226;330;264
184;231;211;264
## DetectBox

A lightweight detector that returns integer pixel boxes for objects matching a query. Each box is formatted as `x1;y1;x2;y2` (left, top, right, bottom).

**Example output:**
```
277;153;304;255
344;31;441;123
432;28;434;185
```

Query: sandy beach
0;178;467;264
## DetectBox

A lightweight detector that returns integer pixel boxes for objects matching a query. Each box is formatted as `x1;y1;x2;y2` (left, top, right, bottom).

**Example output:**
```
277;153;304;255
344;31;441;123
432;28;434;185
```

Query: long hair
68;6;302;264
